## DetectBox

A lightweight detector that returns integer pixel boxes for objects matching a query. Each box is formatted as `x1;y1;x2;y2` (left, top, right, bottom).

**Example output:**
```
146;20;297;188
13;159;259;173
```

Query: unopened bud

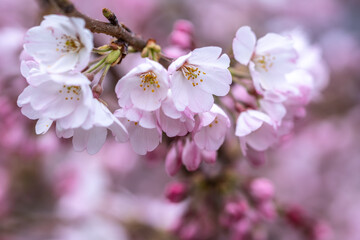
102;8;118;26
92;84;103;99
221;200;248;226
257;201;277;220
249;178;274;202
84;73;94;81
165;182;188;203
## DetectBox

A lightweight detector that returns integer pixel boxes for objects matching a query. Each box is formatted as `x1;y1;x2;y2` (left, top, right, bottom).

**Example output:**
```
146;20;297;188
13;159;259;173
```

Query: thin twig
41;0;172;68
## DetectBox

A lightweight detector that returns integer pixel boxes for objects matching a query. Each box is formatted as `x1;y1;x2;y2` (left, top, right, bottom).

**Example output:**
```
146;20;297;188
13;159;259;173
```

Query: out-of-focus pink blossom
233;26;297;92
165;182;188;203
249;178;275;202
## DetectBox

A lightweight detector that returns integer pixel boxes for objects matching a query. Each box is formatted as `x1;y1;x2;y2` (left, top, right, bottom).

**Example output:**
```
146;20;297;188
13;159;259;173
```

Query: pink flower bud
249;178;274;202
257;201;277;221
311;221;332;240
221;200;248;226
92;84;103;99
173;20;194;34
165;143;182;176
170;30;193;49
165;182;188;203
285;206;306;227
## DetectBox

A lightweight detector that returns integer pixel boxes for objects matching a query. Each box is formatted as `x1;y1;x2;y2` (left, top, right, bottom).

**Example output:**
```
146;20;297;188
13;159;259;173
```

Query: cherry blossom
235;110;277;155
168;46;232;113
115;109;162;155
115;59;169;112
17;71;93;127
56;100;128;155
233;26;297;92
24;15;93;73
157;91;195;137
193;104;230;151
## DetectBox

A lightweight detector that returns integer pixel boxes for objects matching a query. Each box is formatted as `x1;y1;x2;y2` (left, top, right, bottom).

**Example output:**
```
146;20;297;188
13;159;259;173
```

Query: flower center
181;63;207;87
58;85;81;101
253;53;276;72
209;117;219;128
56;35;82;53
139;71;160;93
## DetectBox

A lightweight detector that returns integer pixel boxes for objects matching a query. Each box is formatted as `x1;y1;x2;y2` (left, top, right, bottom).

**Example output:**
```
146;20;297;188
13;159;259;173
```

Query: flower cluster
17;14;326;172
18;15;128;154
115;46;232;172
18;15;232;169
231;26;327;164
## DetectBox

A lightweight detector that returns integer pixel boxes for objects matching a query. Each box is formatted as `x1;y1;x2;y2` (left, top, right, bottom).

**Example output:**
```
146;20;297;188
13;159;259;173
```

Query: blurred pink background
0;0;360;239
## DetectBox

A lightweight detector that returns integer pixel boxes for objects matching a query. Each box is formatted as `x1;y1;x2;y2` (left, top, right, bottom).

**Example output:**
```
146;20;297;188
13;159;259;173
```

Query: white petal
197;65;232;96
233;26;256;65
130;126;161;155
87;127;108;154
35;118;53;134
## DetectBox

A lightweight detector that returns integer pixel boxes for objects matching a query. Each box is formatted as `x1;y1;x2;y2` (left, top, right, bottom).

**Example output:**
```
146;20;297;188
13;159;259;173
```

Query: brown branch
47;0;147;51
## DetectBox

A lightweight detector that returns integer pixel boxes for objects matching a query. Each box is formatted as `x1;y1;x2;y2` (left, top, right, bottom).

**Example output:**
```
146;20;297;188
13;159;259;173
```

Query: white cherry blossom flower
115;59;169;112
233;26;297;92
168;46;232;113
17;72;93;126
24;15;93;73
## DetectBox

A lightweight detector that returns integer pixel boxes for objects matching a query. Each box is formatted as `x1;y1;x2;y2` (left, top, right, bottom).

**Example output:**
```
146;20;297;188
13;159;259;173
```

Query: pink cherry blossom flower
115;109;161;155
115;59;169;112
118;106;158;129
193;104;230;151
56;100;128;155
157;91;195;137
168;46;232;113
235;110;277;154
24;15;93;73
233;26;297;92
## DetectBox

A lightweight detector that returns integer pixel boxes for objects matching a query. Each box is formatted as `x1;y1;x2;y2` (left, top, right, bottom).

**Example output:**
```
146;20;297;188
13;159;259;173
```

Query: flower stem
86;57;106;73
98;64;111;86
229;67;251;79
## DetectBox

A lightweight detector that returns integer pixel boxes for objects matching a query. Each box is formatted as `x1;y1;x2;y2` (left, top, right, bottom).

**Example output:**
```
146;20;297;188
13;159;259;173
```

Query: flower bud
174;20;194;34
221;200;248;226
165;181;188;203
249;178;274;202
257;201;277;221
92;84;103;99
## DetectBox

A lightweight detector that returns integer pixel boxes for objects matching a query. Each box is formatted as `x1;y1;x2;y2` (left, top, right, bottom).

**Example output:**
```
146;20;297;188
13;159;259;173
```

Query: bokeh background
0;0;359;239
